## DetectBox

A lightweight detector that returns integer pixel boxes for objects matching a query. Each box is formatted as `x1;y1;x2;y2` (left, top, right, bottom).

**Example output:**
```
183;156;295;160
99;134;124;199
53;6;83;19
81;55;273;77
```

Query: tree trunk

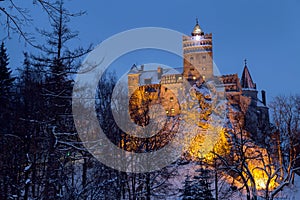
82;156;88;199
146;173;151;200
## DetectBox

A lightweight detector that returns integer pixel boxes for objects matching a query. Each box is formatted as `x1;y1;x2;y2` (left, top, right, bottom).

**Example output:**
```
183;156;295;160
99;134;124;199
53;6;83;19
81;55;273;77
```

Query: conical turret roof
241;61;256;89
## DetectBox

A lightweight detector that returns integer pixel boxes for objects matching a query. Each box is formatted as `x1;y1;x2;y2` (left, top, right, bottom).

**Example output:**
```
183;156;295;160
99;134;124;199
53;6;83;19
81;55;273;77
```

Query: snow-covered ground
165;161;300;200
278;175;300;200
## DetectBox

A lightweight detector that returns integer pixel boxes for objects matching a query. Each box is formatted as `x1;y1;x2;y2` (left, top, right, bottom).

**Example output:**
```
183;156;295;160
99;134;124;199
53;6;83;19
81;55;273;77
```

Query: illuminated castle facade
128;20;269;140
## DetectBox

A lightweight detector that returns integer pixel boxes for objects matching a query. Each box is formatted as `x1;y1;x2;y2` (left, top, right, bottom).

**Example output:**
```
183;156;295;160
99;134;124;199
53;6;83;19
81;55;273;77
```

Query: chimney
261;90;266;106
140;64;144;71
157;66;162;80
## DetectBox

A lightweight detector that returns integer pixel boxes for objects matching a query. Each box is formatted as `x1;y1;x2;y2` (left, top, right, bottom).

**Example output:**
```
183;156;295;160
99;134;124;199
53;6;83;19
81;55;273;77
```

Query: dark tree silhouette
181;160;215;200
0;41;15;135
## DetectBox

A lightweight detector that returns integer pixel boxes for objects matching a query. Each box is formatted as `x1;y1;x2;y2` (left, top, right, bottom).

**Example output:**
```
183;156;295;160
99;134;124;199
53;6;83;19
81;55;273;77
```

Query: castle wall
127;22;270;143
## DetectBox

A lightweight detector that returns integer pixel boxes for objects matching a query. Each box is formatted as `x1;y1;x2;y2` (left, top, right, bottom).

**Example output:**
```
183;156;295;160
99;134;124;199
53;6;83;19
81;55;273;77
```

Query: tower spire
241;59;256;89
192;18;203;36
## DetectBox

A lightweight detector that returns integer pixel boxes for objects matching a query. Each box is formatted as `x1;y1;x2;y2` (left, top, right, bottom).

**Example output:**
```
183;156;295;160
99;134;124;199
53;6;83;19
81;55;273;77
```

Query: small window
170;97;174;102
171;108;175;113
202;55;206;59
190;68;195;71
166;110;169;114
144;78;151;84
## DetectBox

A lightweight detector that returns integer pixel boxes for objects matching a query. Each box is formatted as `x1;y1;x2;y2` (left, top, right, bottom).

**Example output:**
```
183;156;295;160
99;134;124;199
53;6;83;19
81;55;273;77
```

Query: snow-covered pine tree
29;1;91;198
181;160;215;200
181;175;194;200
193;159;215;200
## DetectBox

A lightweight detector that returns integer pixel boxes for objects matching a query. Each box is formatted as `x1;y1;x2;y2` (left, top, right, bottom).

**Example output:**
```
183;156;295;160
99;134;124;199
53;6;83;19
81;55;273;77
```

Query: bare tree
268;95;300;199
0;0;85;47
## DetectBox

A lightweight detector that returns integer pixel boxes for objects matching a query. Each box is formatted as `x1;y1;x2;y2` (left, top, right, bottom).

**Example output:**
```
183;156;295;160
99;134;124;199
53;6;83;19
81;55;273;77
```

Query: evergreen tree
0;41;15;134
0;42;15;97
181;160;215;200
0;41;19;200
193;161;215;200
181;175;195;200
16;53;46;199
30;1;90;198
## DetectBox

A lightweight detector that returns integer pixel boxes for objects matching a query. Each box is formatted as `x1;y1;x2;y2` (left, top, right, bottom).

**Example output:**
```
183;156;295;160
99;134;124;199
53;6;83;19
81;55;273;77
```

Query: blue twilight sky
2;0;300;103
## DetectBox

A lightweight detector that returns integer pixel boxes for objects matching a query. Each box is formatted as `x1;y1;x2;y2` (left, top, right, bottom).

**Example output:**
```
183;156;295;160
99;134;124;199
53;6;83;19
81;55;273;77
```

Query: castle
127;20;269;141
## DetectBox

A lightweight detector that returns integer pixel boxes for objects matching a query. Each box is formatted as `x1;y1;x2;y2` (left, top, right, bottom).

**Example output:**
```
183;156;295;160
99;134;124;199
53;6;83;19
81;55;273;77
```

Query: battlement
183;33;212;41
183;40;212;47
218;74;241;92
